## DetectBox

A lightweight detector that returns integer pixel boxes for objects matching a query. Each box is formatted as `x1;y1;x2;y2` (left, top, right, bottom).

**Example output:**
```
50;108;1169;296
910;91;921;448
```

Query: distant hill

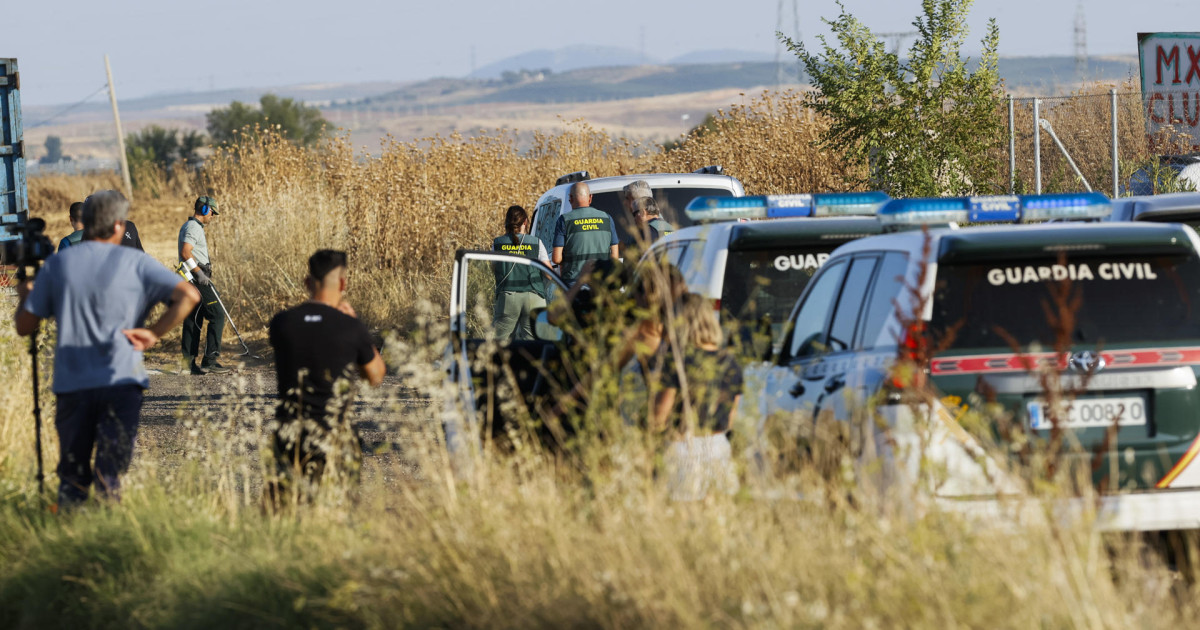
470;46;783;79
346;55;1140;110
669;49;775;64
997;56;1138;92
470;46;652;79
354;62;801;110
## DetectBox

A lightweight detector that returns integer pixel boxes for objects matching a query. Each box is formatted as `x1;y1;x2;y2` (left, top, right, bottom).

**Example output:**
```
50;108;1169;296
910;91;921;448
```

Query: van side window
826;256;878;353
787;260;847;360
858;252;909;349
534;199;561;250
675;240;702;277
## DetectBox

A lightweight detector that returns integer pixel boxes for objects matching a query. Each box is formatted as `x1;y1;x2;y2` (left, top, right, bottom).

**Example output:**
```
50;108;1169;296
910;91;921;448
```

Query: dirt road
134;349;432;489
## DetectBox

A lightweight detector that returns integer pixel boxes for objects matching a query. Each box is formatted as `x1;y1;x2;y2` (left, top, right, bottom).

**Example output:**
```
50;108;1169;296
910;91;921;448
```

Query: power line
27;84;109;129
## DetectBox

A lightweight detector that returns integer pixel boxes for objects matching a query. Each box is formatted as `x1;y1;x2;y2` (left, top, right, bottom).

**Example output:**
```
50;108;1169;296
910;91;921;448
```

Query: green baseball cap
194;195;219;216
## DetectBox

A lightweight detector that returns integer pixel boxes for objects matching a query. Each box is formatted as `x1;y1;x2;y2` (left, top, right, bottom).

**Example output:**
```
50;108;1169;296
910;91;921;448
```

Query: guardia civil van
749;193;1200;531
643;192;891;352
527;167;745;259
1107;191;1200;229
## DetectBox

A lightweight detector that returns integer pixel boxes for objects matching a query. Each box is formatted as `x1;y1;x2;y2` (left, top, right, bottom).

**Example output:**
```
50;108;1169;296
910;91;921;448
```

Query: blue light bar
878;193;1112;225
813;191;891;217
1018;192;1112;222
685;191;890;222
877;197;974;225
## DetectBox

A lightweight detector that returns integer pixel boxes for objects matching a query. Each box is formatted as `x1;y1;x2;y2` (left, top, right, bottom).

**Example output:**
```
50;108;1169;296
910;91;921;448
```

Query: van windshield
931;254;1200;351
591;187;733;244
721;246;834;343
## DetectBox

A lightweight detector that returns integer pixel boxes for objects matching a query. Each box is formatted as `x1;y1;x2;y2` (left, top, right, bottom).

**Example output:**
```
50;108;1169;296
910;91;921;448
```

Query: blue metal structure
0;58;25;243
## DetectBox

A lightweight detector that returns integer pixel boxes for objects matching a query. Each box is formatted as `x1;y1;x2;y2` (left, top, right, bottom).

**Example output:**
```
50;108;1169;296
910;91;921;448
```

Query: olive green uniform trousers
493;290;546;342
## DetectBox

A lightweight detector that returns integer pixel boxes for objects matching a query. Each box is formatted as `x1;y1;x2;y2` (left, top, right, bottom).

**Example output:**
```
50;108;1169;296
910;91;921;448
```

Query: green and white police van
644;192;891;352
528;167;745;262
748;193;1200;531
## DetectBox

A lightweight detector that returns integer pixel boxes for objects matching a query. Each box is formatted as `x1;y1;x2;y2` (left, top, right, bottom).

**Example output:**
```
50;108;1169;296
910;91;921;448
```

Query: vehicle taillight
891;322;929;390
900;322;926;362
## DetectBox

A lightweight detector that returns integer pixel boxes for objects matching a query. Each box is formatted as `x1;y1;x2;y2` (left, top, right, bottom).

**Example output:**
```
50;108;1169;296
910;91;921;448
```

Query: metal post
1039;119;1092;192
1008;95;1016;194
104;54;133;200
1033;98;1042;194
1111;88;1119;198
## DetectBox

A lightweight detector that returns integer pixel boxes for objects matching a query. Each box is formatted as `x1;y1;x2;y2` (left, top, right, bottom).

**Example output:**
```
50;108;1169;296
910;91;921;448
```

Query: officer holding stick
178;195;228;375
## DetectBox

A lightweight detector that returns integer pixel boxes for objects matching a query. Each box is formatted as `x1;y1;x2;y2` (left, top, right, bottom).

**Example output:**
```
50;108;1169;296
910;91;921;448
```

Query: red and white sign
1139;32;1200;151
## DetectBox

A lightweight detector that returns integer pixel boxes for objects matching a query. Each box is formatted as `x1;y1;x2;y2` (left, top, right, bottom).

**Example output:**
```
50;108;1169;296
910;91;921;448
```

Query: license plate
1027;396;1148;430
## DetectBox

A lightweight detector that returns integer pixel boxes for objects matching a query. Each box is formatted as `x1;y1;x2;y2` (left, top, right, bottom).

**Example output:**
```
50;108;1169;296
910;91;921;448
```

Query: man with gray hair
622;179;653;215
621;180;674;251
14;190;200;507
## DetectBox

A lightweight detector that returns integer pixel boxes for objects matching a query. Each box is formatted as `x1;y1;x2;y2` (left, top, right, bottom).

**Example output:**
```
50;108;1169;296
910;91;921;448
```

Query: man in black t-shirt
267;249;385;504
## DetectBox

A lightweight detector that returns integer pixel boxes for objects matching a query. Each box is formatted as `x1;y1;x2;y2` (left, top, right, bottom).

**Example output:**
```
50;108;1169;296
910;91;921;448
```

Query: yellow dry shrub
202;92;852;332
653;90;862;193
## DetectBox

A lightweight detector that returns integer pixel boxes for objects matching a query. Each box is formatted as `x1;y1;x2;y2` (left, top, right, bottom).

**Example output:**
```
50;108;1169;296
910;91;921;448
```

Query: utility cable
27;84;109;129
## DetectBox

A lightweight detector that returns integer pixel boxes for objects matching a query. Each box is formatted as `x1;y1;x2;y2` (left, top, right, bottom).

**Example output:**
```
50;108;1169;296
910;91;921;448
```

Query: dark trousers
267;407;362;506
54;385;144;506
182;281;225;363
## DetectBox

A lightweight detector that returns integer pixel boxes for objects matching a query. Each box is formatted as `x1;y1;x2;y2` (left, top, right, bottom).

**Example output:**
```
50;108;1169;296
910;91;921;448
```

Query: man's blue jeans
54;385;143;506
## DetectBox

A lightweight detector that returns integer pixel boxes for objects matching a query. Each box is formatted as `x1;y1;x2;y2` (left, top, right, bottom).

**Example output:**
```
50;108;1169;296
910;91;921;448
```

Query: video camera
1;218;54;273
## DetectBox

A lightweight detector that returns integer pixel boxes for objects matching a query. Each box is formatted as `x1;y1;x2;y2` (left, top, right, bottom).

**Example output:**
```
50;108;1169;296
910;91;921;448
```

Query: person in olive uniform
633;196;675;241
493;205;550;342
178;195;228;375
551;181;619;286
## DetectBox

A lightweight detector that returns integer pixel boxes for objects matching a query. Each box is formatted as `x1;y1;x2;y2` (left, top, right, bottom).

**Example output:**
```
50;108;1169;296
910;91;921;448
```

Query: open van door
444;249;568;472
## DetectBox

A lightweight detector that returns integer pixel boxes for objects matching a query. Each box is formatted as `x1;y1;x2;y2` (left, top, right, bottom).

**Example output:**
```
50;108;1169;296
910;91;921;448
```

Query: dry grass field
5;88;1199;628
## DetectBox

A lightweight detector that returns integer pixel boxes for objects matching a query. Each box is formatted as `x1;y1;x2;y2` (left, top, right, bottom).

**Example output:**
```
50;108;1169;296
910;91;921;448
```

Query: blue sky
8;0;1191;104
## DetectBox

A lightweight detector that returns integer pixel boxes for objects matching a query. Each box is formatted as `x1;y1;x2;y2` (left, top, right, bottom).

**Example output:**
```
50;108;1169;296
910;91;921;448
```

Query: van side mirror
532;308;563;342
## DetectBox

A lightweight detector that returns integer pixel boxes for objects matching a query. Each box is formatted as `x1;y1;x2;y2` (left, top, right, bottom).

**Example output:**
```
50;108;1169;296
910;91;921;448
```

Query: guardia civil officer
633;196;674;241
492;205;550;342
178;195;228;375
551;181;619;286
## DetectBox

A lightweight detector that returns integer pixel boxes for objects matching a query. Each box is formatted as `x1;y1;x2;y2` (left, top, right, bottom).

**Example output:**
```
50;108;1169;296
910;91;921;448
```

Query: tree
206;94;328;147
40;135;65;164
126;125;208;191
784;0;1004;196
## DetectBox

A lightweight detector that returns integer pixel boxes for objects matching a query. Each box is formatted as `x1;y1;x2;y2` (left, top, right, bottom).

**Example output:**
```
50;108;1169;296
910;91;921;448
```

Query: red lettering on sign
1189;46;1200;84
1187;92;1200;127
1158;45;1182;84
1170;92;1179;123
1149;92;1166;124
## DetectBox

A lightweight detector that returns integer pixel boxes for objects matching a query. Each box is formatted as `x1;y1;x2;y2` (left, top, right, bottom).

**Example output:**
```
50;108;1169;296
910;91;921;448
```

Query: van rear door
446;250;568;463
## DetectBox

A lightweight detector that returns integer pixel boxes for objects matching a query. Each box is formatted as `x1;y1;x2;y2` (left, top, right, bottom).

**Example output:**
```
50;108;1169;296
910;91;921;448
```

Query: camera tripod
15;265;46;496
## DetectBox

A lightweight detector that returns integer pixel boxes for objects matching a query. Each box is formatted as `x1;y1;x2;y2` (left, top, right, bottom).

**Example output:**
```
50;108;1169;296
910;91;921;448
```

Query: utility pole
775;0;801;87
104;54;133;200
1074;1;1088;81
876;32;918;56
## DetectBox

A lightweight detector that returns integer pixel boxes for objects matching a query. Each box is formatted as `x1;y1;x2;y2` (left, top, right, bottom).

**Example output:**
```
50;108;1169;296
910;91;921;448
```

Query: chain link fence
1007;90;1199;197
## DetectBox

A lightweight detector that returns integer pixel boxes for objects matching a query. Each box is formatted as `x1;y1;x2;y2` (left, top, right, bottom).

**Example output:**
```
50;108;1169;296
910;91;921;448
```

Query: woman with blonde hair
616;262;686;426
652;292;743;500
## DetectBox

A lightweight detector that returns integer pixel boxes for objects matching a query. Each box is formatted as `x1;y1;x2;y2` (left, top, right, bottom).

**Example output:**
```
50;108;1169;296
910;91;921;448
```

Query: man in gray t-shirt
15;190;199;506
178;195;228;374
